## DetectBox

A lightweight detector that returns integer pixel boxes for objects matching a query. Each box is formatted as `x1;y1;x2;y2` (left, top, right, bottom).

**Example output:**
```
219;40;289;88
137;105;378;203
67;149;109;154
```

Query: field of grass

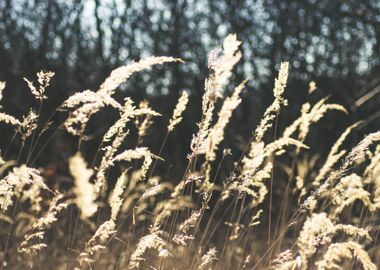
0;34;379;269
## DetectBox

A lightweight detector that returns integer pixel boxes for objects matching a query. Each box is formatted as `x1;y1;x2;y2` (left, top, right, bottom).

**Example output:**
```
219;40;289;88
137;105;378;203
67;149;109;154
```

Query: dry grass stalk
128;224;170;269
198;247;218;270
63;56;173;137
0;165;49;212
272;249;299;270
94;99;160;193
315;242;376;270
95;133;128;194
113;147;160;180
168;91;189;132
109;172;127;221
329;173;375;217
101;98;135;143
18;194;67;257
297;213;374;269
172;210;201;246
61;90;122;112
225;137;306;206
136;100;155;144
18;110;38;141
63;91;122;136
78;170;128;266
283;98;347;141
98;56;182;96
69;152;97;220
0;109;39;141
255;62;289;142
205;80;246;162
345;131;380;165
0;112;21;127
301;131;380;213
190;34;241;159
78;219;117;266
154;195;193;224
313;123;359;187
23;70;55;101
203;34;241;104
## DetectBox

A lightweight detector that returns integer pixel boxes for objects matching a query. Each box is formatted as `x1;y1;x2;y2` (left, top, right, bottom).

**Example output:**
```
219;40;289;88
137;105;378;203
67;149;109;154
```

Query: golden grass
0;34;379;270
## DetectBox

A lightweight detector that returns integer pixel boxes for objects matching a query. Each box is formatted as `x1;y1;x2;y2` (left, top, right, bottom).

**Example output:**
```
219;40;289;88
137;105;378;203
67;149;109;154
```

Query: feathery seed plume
0;112;21;127
18;194;67;257
198;247;218;270
190;34;242;158
98;56;182;96
24;70;54;100
1;165;49;212
78;219;117;266
254;62;289;142
69;152;97;220
129;224;170;269
109;172;127;220
168;91;189;132
315;242;376;270
205;80;246;162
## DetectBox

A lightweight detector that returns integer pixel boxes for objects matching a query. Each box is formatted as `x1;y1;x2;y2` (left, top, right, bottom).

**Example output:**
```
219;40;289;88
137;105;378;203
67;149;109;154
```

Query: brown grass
0;34;379;270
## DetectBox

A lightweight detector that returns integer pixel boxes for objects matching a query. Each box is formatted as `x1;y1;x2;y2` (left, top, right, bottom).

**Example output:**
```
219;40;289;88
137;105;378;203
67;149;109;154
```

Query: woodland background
0;0;379;175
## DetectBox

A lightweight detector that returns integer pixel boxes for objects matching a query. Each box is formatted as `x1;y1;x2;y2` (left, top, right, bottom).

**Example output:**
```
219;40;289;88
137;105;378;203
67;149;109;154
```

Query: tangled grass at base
0;34;380;269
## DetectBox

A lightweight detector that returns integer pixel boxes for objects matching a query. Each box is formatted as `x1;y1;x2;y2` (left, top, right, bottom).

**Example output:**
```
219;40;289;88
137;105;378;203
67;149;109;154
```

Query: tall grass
0;34;379;269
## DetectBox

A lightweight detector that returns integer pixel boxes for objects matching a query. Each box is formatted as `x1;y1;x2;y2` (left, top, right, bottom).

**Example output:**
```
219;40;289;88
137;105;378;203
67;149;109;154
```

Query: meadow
0;34;379;269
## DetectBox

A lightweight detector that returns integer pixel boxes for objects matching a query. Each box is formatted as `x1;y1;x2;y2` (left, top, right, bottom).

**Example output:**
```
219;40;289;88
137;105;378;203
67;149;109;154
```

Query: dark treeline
0;0;379;174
